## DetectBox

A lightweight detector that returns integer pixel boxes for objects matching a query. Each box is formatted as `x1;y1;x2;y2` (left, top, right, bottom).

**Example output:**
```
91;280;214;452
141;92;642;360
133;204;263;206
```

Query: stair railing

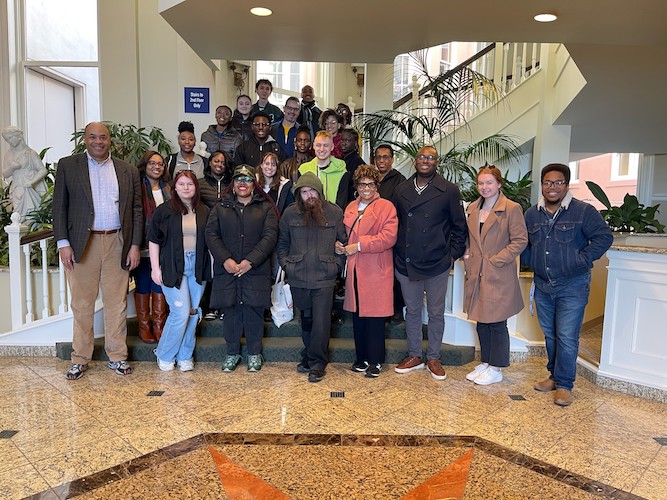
4;213;70;330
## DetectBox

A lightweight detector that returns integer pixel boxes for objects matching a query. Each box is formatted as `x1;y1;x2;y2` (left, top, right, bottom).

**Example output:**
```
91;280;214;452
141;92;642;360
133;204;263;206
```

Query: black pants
221;304;264;356
292;286;334;371
477;320;510;367
352;314;386;365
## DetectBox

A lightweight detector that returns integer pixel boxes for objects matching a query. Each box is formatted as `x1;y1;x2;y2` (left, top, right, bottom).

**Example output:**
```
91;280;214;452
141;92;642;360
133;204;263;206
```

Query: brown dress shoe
534;378;557;392
426;359;447;380
554;388;573;407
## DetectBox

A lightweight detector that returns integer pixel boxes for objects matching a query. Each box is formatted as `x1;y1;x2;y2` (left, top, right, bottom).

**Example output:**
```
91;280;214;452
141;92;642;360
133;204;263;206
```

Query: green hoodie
298;156;347;205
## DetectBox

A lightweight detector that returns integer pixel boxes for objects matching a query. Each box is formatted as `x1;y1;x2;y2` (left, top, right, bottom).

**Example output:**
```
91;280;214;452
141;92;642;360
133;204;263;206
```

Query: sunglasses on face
234;177;254;184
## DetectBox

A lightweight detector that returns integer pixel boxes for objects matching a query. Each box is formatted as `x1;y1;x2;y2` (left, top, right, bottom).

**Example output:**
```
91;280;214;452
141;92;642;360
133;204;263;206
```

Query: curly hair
353;164;380;185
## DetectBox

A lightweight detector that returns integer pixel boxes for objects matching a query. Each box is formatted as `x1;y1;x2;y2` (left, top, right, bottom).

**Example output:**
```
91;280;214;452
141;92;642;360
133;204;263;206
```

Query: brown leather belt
90;229;119;234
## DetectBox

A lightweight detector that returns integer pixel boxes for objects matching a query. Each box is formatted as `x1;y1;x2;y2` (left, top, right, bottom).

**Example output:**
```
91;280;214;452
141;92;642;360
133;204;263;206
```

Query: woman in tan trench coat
463;166;528;385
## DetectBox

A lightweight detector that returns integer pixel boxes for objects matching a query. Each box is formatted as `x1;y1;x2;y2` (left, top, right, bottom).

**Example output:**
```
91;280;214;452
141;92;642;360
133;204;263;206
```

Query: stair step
127;316;411;340
55;336;474;366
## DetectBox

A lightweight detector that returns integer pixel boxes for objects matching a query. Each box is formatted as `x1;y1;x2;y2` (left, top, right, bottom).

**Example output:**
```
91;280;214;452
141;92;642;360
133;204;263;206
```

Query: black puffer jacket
205;192;278;308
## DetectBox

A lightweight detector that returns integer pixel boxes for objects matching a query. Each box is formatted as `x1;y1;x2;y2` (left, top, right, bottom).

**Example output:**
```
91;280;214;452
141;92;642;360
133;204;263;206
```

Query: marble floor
579;324;604;366
0;356;666;499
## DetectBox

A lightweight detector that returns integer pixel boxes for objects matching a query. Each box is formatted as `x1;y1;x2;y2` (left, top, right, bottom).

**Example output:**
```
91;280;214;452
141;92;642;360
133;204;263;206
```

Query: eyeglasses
252;122;270;128
375;154;392;160
357;181;377;189
416;154;437;161
542;180;567;187
234;176;254;184
285;106;300;112
147;161;164;168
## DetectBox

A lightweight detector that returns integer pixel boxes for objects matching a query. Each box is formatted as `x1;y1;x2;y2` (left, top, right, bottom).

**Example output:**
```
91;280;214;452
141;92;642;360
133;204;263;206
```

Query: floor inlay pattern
26;432;644;499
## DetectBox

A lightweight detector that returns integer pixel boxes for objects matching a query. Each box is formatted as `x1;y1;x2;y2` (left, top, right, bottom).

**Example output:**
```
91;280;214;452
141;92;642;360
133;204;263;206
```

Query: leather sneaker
554;388;573;407
308;369;325;383
426;359;447;380
465;363;489;381
394;356;425;374
474;367;502;386
534;378;557;392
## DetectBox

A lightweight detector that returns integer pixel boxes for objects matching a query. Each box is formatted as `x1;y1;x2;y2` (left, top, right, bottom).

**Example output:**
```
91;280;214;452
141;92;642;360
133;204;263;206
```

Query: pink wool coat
463;193;528;323
342;194;398;317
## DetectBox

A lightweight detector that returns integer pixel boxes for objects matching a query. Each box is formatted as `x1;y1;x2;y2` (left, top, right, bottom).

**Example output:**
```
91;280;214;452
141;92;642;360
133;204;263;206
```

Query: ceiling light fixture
250;7;272;16
534;12;558;22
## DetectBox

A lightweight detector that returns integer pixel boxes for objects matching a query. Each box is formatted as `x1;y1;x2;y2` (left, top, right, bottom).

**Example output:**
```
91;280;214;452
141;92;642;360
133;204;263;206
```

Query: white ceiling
160;0;667;154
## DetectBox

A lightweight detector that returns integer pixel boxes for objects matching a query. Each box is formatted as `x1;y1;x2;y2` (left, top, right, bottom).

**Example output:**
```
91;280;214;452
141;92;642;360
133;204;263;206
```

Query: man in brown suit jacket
53;122;143;379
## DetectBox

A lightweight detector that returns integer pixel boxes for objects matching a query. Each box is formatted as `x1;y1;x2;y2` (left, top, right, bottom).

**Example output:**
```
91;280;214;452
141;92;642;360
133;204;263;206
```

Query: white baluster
533;43;540;74
515;55;523;88
23;243;34;323
5;213;29;328
40;239;51;318
522;43;528;81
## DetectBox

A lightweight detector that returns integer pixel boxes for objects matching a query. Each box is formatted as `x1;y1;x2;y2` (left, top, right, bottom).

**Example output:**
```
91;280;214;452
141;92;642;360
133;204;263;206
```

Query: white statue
197;141;211;159
1;126;48;220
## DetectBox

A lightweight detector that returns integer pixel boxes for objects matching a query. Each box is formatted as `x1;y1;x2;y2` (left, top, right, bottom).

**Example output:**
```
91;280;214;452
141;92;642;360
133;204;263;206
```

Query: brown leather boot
134;293;156;343
152;291;167;341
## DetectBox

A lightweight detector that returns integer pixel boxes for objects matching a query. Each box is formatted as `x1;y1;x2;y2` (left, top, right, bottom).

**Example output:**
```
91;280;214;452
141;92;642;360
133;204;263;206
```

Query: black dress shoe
296;362;310;374
308;369;325;383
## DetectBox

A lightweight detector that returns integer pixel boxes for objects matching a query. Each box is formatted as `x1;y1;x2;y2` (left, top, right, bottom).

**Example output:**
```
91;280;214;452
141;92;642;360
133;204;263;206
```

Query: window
22;0;100;162
256;61;320;107
568;161;579;184
611;153;639;180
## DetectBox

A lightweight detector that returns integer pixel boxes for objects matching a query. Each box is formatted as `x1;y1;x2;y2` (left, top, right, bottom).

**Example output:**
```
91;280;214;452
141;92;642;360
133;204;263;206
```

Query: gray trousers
395;268;449;360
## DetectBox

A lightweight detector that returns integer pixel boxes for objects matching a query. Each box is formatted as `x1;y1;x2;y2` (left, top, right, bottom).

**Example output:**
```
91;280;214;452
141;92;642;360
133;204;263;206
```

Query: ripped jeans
155;252;204;363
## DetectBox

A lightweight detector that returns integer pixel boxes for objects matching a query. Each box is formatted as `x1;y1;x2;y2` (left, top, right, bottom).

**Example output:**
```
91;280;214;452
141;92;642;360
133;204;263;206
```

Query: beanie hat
293;172;323;198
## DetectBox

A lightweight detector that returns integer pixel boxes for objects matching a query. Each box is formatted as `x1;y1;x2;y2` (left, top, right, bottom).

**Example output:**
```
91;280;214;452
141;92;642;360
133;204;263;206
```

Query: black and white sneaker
65;363;88;380
365;363;382;378
351;361;369;372
108;360;133;375
204;310;218;321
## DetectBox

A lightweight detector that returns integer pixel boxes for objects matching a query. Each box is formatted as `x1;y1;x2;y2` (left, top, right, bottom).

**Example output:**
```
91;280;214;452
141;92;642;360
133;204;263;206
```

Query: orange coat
342;194;398;317
463;193;528;323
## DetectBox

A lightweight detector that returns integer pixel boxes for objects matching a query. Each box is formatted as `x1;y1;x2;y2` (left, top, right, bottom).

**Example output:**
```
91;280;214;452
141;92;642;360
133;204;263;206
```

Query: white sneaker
474;367;503;386
178;359;194;372
465;363;489;381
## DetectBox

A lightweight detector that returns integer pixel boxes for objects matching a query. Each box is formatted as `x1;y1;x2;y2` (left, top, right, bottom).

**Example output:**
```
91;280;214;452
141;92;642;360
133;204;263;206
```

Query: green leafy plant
72;122;172;165
586;181;665;233
357;47;524;194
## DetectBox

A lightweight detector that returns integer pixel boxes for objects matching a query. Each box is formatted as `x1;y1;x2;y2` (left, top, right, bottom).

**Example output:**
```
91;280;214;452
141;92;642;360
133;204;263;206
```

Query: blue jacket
271;120;300;159
521;192;612;284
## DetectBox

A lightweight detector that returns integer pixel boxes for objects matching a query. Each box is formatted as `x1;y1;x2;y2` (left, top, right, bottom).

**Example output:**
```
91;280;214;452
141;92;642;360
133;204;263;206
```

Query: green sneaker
247;354;263;372
222;354;242;372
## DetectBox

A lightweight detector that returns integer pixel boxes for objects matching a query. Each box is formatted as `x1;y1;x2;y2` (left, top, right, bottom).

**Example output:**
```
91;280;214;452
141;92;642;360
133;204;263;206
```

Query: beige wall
99;0;234;152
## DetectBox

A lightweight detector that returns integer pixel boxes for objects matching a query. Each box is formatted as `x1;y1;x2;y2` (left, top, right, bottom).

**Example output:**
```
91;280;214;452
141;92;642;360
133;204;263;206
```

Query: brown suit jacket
463;193;528;323
52;153;142;270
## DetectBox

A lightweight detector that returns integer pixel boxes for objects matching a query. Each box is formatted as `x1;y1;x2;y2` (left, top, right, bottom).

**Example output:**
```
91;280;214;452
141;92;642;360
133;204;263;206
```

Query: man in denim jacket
522;163;612;406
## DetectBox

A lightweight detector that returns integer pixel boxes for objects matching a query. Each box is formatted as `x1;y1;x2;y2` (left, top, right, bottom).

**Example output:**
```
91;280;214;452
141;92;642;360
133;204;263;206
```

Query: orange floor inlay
400;449;473;500
209;445;292;499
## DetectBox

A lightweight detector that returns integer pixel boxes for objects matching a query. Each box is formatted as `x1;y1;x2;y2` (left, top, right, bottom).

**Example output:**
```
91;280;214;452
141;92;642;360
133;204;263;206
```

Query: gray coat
277;201;347;289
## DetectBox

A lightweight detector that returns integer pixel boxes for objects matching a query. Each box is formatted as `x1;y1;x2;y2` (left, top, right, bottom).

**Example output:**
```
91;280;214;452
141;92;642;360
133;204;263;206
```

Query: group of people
53;80;612;406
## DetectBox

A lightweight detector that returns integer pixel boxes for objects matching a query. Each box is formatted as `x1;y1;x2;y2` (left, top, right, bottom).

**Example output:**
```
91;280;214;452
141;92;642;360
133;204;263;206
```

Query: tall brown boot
152;291;167;341
134;293;156;343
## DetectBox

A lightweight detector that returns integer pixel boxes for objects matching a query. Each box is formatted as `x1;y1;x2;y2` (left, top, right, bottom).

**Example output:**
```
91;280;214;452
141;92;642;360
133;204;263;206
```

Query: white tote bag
270;266;293;327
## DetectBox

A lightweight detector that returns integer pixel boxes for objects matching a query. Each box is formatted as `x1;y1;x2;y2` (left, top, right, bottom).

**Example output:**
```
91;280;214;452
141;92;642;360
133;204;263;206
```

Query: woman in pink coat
463;165;528;385
336;165;398;377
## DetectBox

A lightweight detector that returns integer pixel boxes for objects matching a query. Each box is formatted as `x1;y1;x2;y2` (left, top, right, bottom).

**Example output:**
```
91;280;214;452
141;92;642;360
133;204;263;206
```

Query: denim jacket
521;192;612;284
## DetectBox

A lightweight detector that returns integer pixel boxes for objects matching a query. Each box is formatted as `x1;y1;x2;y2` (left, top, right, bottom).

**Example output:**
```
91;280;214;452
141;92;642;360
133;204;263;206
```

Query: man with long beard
277;173;347;382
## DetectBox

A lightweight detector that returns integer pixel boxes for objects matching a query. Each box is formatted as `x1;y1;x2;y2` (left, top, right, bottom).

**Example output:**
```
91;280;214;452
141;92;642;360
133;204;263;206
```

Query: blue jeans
133;256;162;294
534;272;590;391
156;252;204;363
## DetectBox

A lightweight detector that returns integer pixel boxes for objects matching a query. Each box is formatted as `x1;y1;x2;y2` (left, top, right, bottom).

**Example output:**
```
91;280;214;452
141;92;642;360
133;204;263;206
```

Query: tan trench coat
463;193;528;323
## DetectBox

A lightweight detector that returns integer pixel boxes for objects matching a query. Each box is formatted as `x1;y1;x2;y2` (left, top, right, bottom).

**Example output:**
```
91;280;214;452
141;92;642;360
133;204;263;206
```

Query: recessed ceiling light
534;12;557;22
250;7;272;16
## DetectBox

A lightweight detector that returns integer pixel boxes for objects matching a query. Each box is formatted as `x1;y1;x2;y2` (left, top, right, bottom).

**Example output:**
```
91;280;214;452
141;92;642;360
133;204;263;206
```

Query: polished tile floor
0;356;666;499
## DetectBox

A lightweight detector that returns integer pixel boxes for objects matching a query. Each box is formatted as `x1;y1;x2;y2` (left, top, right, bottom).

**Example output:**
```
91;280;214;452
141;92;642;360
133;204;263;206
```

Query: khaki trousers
67;233;129;364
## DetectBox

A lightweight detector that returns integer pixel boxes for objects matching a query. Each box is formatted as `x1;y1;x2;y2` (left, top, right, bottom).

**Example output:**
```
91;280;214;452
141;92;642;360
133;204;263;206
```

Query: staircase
54;300;475;367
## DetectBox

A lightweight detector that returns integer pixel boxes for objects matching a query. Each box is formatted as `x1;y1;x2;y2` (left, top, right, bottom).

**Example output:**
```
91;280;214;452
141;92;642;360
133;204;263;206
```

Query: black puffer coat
205;192;278;308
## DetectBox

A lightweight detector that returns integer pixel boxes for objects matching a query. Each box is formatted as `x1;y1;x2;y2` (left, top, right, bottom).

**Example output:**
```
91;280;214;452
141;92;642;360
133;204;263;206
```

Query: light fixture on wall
229;62;248;93
352;66;364;97
534;12;557;22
